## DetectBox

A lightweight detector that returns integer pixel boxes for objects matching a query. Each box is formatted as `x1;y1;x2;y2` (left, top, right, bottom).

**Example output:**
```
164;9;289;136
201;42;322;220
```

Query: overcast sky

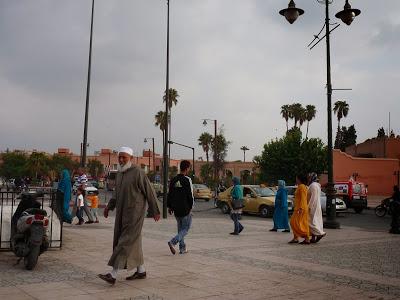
0;0;399;161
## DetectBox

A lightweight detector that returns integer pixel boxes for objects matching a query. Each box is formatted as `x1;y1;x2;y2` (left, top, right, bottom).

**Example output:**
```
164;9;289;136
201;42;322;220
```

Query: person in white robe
307;173;326;243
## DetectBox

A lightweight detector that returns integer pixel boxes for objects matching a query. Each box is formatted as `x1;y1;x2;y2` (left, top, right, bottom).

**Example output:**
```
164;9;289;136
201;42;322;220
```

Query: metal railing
0;189;62;250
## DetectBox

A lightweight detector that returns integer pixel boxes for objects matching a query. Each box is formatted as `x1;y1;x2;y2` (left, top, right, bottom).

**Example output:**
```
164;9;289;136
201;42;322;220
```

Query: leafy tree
48;154;79;181
198;132;213;163
26;152;51;182
211;131;230;181
200;163;214;187
345;125;357;146
334;124;357;151
256;129;327;185
305;105;316;139
377;127;386;138
0;152;28;179
240;146;249;162
87;159;104;179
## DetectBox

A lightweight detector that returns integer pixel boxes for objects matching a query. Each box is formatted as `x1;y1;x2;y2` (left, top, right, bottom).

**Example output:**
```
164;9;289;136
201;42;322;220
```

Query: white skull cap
118;146;133;156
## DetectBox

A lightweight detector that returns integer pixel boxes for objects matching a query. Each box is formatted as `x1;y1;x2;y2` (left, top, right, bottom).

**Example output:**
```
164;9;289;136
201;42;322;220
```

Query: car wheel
354;208;363;214
259;205;271;218
221;203;230;214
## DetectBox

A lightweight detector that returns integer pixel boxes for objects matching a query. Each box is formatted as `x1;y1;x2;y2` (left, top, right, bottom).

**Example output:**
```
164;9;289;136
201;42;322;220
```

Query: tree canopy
255;129;327;185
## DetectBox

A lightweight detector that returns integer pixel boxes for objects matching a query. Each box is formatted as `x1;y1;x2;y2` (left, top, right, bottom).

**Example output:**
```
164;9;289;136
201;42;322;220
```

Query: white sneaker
71;216;79;225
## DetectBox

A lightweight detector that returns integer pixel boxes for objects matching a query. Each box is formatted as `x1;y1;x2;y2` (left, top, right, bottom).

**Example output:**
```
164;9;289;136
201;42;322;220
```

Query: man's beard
118;161;132;173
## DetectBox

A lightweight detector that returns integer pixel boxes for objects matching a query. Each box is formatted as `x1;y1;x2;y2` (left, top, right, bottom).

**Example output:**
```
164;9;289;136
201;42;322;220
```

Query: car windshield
286;187;296;196
253;187;275;197
194;184;208;189
353;184;363;194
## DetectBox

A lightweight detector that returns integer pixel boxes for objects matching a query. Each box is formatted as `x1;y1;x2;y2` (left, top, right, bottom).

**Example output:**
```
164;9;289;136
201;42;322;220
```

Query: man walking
167;160;194;255
98;147;160;284
307;173;326;243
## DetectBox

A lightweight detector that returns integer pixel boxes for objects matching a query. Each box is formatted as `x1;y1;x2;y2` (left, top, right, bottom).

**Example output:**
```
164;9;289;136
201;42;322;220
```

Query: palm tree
240;146;249;162
163;88;179;157
305;105;316;139
163;88;179;109
280;105;291;132
198;132;213;163
333;100;349;130
290;103;304;128
155;111;168;146
298;107;307;130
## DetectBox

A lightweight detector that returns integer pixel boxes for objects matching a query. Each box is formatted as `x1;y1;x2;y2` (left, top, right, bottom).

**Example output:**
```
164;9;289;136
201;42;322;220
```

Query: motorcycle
11;191;49;270
375;197;392;217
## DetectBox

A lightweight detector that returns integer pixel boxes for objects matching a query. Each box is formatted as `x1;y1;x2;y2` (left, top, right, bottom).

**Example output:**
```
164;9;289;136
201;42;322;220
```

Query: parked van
334;179;368;213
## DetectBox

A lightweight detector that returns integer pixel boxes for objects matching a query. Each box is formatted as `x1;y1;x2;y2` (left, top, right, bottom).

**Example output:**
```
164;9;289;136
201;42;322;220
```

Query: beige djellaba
106;165;160;270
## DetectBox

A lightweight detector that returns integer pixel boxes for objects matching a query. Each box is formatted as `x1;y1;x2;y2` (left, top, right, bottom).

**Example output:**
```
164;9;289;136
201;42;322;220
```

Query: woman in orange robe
289;174;311;244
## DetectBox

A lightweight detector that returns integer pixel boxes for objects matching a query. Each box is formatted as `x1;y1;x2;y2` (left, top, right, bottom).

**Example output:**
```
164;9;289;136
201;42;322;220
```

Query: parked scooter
11;191;49;270
375;197;392;217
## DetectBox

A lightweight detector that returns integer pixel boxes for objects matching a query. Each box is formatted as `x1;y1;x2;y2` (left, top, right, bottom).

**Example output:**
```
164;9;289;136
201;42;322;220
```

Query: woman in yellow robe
289;174;311;244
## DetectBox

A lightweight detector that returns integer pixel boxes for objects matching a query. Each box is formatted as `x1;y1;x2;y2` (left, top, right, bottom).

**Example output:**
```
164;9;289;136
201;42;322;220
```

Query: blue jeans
230;213;243;234
170;214;192;252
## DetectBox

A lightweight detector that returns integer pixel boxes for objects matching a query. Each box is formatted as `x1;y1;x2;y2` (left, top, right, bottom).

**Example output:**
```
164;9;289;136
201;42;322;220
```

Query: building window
156;166;160;172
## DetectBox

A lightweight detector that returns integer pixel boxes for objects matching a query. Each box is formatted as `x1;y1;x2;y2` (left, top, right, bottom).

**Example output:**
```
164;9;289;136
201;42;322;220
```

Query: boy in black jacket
167;160;194;254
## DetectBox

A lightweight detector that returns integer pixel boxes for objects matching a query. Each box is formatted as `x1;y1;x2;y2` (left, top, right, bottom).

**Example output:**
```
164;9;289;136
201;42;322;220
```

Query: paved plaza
0;201;399;300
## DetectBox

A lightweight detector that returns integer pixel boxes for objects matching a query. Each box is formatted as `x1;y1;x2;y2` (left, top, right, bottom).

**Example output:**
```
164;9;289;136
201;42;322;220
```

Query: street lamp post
168;141;195;179
162;0;171;219
144;138;155;173
81;0;95;167
279;0;361;229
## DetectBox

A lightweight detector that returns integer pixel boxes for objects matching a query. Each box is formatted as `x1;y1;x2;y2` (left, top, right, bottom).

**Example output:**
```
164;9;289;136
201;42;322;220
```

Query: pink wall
333;150;399;196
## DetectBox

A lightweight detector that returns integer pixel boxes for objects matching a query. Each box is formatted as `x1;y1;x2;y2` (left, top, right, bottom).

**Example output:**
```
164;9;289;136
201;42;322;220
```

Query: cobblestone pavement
0;201;399;300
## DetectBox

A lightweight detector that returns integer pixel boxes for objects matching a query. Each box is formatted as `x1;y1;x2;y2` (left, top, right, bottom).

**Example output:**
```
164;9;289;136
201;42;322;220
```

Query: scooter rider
389;185;400;234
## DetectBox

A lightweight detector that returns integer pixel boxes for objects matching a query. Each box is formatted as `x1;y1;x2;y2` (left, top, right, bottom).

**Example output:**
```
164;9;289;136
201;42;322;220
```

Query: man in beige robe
98;147;160;284
307;172;326;243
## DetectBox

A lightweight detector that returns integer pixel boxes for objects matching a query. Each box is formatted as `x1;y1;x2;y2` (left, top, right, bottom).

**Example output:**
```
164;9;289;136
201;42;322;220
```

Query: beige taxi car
193;184;213;201
216;185;293;218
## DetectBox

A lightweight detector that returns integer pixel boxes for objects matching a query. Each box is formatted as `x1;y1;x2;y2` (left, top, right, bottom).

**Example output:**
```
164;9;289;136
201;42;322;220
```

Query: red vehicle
334;179;368;213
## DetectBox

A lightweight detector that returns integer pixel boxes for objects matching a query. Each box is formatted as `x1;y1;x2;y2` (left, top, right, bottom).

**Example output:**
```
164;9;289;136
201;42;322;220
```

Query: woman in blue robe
270;180;290;232
56;169;73;224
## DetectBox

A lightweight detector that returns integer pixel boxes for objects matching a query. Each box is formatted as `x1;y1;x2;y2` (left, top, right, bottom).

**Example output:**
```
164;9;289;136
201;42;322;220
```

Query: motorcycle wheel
375;205;387;217
24;245;40;270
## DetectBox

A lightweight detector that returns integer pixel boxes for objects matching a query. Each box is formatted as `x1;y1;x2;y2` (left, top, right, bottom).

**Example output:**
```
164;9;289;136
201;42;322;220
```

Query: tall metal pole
152;138;155;173
162;0;170;219
192;148;195;179
81;0;95;167
214;119;217;180
324;0;340;229
148;149;151;173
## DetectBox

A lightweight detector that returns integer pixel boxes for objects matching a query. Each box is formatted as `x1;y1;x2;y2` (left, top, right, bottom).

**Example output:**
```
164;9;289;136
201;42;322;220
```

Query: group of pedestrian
269;173;326;245
55;167;99;226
